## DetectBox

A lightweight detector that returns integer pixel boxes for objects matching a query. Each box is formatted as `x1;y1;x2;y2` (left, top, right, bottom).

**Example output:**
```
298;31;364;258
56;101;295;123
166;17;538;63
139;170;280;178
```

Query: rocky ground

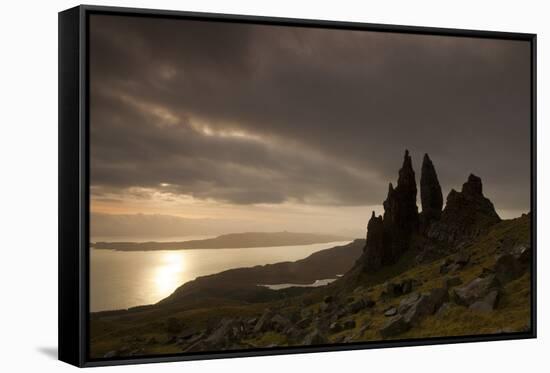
91;214;531;358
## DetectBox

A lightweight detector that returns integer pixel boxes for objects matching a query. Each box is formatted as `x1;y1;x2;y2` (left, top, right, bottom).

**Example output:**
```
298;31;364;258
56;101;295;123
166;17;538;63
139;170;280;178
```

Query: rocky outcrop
360;151;501;275
420;154;443;228
451;275;500;306
361;150;419;271
380;287;449;338
382;150;419;262
427;174;500;246
362;212;384;271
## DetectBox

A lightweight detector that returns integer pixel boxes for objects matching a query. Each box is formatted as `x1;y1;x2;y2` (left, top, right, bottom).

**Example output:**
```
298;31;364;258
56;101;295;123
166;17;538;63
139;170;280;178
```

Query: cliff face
360;151;501;273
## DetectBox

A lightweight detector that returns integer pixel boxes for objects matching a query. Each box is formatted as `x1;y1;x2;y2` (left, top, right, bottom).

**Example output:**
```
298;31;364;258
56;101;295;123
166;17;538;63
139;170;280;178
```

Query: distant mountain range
91;231;351;251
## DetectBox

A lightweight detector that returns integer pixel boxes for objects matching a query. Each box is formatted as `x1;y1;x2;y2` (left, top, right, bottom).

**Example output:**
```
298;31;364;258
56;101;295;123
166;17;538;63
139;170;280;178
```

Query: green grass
90;215;531;356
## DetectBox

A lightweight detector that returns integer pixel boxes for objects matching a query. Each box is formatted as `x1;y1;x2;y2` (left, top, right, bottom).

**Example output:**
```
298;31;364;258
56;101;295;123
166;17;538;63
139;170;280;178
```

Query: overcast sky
89;14;531;239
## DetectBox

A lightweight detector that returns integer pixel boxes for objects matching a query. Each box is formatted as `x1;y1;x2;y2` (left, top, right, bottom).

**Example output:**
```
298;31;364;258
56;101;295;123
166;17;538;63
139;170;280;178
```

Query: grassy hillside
90;215;531;358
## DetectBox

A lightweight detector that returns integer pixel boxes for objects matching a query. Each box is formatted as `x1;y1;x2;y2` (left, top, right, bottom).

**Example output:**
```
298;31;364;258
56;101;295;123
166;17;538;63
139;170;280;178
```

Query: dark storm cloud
89;15;531;212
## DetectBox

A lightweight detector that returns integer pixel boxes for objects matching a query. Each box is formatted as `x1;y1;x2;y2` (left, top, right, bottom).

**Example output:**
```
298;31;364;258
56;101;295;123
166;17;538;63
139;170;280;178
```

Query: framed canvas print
58;5;537;367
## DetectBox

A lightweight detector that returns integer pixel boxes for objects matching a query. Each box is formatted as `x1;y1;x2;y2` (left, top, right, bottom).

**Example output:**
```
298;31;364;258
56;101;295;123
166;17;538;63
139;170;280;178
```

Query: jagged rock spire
381;150;419;263
420;153;443;224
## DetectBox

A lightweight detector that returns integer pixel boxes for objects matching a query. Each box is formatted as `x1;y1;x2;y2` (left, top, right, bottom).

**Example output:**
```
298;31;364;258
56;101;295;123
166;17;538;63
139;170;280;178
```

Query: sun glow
154;252;185;296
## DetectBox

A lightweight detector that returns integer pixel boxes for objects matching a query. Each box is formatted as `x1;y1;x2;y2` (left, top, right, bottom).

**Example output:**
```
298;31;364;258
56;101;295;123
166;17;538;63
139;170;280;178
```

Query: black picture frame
59;4;537;368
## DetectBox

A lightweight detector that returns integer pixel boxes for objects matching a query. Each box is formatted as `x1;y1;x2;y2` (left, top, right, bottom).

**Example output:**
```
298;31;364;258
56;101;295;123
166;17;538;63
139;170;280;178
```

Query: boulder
206;318;238;346
254;310;273;333
363;298;376;308
384;281;403;297
428;287;449;311
319;302;333;314
435;302;452;318
343;320;356;330
384;307;398;317
452;275;500;306
469;290;500;313
401;279;414;294
402;294;436;326
380;316;410;338
443;276;463;289
398;292;421;314
271;314;291;331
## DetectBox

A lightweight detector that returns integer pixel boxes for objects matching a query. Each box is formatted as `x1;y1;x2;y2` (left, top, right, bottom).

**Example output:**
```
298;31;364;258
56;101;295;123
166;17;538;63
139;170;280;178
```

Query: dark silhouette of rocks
360;150;502;274
420;153;443;228
362;212;384;270
361;150;419;271
382;150;419;263
427;174;500;245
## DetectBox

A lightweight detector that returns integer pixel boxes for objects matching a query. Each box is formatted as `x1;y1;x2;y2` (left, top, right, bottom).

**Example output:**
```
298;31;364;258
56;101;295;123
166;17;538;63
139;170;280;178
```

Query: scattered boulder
429;287;449;311
319;302;333;314
380;316;410;338
398;292;421;314
402;294;436;326
443;276;463;289
385;281;402;297
254;310;273;333
401;279;414;294
364;298;376;308
435;302;452;318
205;318;238;346
383;279;415;298
347;300;365;314
440;253;470;274
469;290;500;313
271;314;292;331
452;275;500;306
384;307;398;317
343;320;356;330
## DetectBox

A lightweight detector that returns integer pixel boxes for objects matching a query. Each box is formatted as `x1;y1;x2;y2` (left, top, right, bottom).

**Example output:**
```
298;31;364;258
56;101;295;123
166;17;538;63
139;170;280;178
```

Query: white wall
0;0;547;371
